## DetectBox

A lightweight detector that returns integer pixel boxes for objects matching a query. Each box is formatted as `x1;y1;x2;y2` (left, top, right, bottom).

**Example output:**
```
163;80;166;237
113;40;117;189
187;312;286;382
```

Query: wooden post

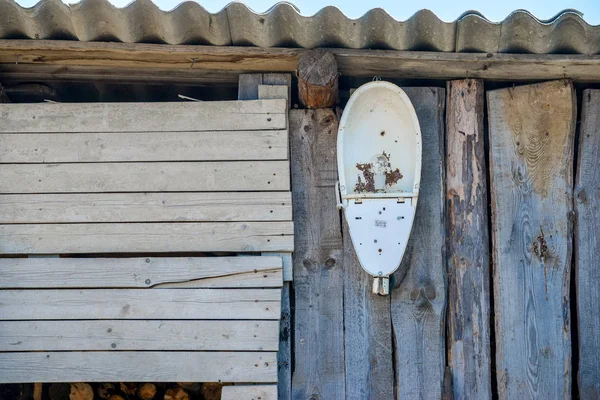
298;50;338;109
488;80;575;399
575;89;600;399
290;109;345;399
445;79;492;399
390;87;447;399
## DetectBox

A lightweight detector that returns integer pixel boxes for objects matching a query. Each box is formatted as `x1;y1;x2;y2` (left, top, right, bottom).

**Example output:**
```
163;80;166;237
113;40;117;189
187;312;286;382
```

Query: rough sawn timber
343;220;394;400
290;109;345;400
575;89;600;399
390;87;447;400
0;222;293;254
1;40;600;82
0;256;282;288
488;80;575;399
445;79;492;399
0;99;286;132
0;192;292;224
0;320;279;351
0;352;277;383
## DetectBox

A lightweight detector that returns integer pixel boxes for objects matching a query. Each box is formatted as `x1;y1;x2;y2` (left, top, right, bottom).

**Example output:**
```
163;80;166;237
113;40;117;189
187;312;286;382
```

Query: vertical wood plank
343;219;394;400
390;87;447;400
488;80;575;399
445;79;492;399
575;89;600;399
238;74;263;100
290;110;345;400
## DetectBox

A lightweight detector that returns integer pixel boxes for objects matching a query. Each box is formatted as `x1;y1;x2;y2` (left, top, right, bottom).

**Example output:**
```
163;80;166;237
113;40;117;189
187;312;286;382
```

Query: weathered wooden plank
488;80;575;399
221;385;277;400
0;320;278;351
0;192;292;224
0;256;282;288
2;40;600;82
0;222;293;254
0;161;289;193
390;87;447;400
342;219;394;400
290;109;345;399
445;79;492;400
0;352;277;383
278;283;292;400
575;89;600;399
0;289;281;320
0;130;288;162
262;252;293;282
238;74;263;100
0;99;286;133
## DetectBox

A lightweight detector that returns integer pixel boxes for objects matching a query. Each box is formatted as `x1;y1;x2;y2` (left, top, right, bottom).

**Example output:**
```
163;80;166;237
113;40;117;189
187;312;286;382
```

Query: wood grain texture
0;289;281;320
488;80;575;399
0;256;282;288
0;222;293;254
445;79;492;400
0;352;277;383
0;320;278;351
390;87;447;400
2;40;600;83
0;161;289;193
0;99;286;132
342;219;393;400
298;50;338;109
221;385;277;400
0;130;288;162
575;89;600;399
290;109;345;399
0;192;292;223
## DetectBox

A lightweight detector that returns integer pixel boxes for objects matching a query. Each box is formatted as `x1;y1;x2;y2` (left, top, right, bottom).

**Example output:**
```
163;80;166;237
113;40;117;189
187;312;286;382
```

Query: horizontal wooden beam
0;352;277;383
0;40;599;82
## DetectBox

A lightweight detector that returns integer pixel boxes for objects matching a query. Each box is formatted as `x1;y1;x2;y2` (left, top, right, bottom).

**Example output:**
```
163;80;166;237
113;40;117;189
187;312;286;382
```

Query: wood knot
532;228;549;261
324;258;336;268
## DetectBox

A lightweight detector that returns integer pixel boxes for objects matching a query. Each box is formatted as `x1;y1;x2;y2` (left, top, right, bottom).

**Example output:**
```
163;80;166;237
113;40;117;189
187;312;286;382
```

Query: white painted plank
0;222;293;254
0;289;281;320
0;100;287;132
0;192;292;223
0;352;278;383
221;385;277;400
0;130;288;162
0;161;289;193
0;257;283;288
0;320;279;351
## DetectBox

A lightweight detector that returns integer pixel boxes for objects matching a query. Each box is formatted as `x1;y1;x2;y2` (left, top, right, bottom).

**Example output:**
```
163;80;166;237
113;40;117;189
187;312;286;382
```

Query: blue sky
14;0;600;24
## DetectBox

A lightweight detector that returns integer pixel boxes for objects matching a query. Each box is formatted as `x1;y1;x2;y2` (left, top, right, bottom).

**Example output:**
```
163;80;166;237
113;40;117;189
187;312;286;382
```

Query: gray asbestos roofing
0;0;598;54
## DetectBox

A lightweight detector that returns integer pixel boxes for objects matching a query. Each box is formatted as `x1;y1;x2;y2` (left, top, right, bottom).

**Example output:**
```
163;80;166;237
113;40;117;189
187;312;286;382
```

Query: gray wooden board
278;283;292;400
0;256;282;288
0;99;287;132
238;74;263;101
390;87;447;400
0;222;293;254
445;79;492;400
0;161;289;193
0;192;292;223
488;80;574;399
0;130;288;162
575;89;600;399
0;289;281;320
342;219;394;400
290;109;345;400
0;352;278;383
0;320;279;351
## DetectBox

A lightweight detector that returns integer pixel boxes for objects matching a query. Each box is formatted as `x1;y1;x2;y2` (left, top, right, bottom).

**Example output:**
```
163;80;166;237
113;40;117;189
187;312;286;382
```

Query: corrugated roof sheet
0;0;599;54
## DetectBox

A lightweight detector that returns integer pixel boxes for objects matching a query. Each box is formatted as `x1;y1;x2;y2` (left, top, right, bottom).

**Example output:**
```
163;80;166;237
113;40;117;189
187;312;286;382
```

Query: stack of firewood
0;382;226;400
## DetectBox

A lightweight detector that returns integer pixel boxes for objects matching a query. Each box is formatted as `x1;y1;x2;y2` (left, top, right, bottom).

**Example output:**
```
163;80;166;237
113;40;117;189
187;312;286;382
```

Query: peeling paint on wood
445;79;492;400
